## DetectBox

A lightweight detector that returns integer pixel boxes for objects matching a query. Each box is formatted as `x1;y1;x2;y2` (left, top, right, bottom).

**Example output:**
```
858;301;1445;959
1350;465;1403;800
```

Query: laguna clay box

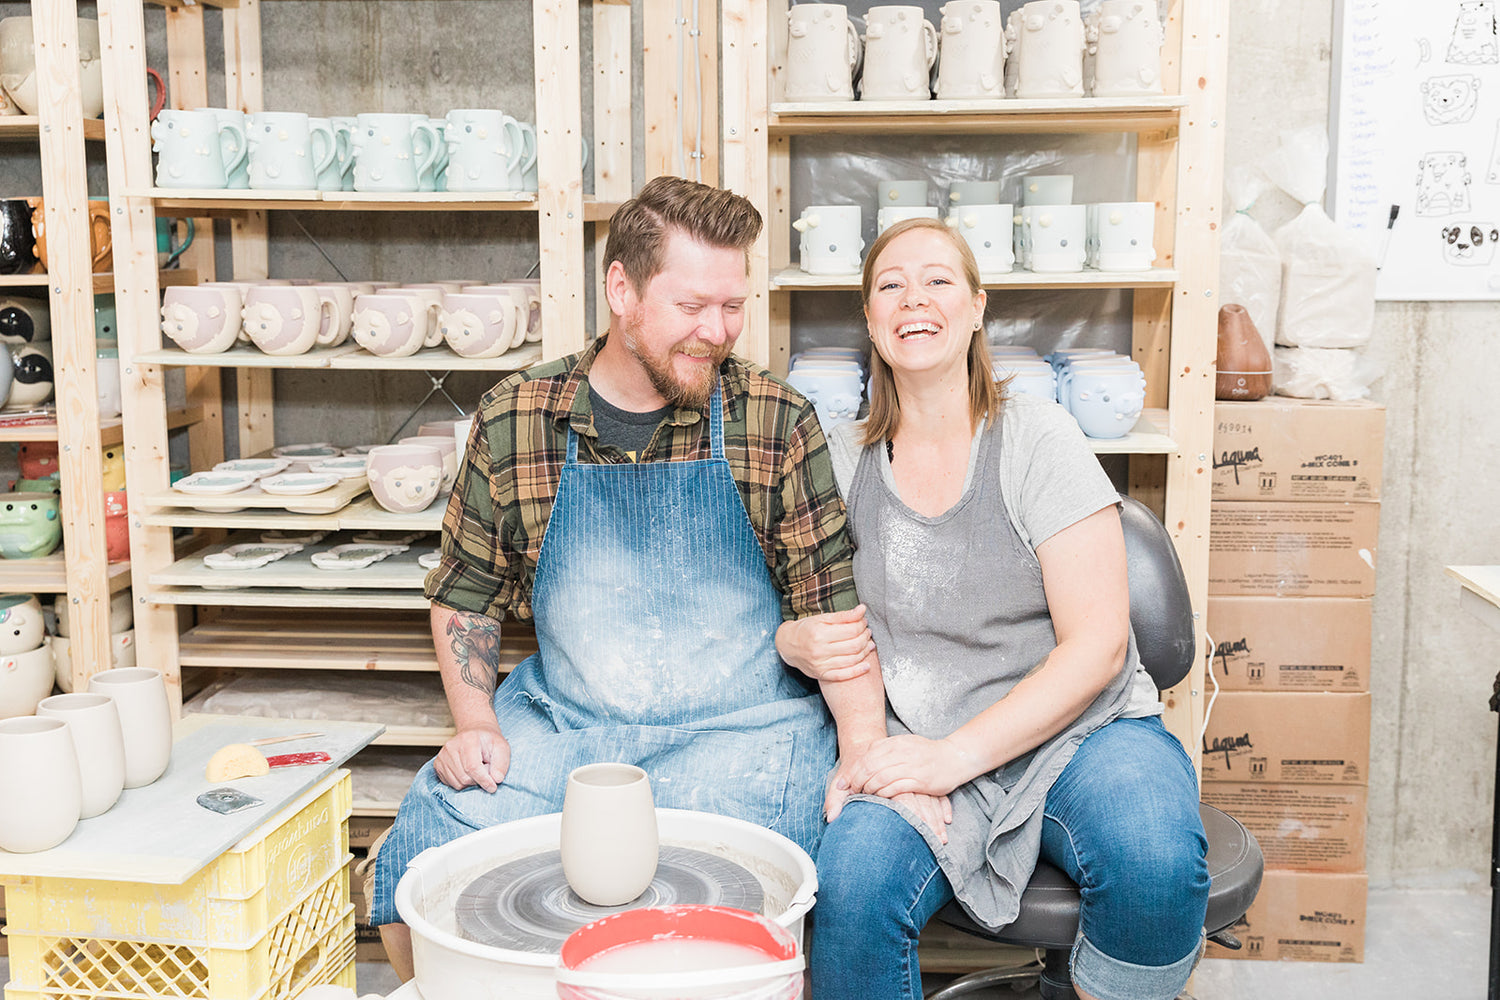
1206;597;1371;691
1199;691;1370;784
1208;501;1380;598
1201;782;1366;871
1206;870;1367;963
1213;398;1384;502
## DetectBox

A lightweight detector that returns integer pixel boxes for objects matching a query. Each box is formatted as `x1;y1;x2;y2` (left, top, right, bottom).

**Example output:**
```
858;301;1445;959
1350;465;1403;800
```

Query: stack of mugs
944;180;1015;273
786;348;867;431
151;108;542;194
0;662;172;854
160;278;541;360
782;2;1162;104
991;345;1145;439
1014;174;1157;274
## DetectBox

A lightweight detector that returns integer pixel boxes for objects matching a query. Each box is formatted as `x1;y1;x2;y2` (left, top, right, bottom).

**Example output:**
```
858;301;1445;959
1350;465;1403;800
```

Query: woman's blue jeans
810;716;1209;1000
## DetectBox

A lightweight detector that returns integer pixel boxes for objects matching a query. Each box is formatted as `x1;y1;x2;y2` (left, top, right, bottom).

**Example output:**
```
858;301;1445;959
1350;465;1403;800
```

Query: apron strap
709;379;725;460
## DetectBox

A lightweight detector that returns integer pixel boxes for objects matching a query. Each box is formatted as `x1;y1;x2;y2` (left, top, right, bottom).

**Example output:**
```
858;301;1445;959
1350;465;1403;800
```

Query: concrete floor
0;886;1486;996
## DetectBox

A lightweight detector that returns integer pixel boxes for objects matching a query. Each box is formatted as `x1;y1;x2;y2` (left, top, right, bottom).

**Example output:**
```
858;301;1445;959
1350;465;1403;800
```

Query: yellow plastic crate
2;771;357;1000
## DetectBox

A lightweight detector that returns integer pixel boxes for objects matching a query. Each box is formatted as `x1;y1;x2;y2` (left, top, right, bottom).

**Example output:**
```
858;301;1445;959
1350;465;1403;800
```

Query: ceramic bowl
366;443;444;514
0;594;43;655
0;643;55;719
0;492;61;559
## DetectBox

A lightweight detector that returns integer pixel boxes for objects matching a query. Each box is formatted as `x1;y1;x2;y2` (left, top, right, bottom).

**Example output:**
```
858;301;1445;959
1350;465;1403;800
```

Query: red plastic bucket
556;904;803;1000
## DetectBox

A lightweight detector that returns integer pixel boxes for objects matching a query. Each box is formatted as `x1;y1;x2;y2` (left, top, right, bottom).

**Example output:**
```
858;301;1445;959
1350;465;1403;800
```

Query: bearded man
369;176;884;979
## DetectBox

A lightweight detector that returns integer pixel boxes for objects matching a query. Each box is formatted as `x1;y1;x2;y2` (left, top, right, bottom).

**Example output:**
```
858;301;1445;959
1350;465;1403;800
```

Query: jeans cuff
1070;930;1204;1000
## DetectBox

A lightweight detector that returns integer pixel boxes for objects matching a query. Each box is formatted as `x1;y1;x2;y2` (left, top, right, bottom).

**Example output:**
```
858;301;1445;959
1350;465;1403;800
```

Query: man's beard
622;313;729;410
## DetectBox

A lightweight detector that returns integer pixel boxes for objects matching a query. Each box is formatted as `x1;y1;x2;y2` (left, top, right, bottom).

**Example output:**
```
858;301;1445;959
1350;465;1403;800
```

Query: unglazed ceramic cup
0;491;60;558
1086;0;1164;97
161;285;244;354
37;693;125;818
366;443;444;513
877;179;929;207
443;109;527;191
151;108;248;190
0;643;56;719
87;667;171;788
399;434;458;492
1013;0;1086;98
0;716;81;851
1027;204;1087;273
242;285;324;356
0;593;43;654
948;202;1015;272
438;292;520;358
860;5;938;100
876;204;940;234
936;0;1006;99
1088;201;1156;271
948;180;1003;206
794;205;864;275
351;291;441;357
560;762;659;906
351;113;441;193
247;111;336;191
784;4;860;102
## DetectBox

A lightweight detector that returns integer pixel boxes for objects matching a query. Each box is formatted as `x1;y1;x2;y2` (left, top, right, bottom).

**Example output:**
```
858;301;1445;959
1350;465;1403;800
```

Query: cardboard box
1206;870;1367;963
1214;398;1385;502
1207;597;1371;691
1209;501;1380;597
1202;782;1366;871
1200;692;1370;784
349;815;394;851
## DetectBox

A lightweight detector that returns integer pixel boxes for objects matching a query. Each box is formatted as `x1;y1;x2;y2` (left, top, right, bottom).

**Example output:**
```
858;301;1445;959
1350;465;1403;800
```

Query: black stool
925;496;1265;1000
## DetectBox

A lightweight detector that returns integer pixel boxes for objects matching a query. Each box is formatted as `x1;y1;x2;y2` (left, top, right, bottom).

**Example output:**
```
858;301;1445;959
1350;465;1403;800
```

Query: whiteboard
1331;0;1500;300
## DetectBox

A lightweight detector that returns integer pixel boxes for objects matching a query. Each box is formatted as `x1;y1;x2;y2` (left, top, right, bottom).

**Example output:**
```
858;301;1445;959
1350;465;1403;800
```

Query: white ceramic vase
559;762;659;906
87;667;171;788
37;693;125;818
0;716;81;852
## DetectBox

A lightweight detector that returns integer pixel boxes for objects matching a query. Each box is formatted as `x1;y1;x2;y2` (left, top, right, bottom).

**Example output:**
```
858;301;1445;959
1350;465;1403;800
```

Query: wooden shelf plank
149;585;431;609
142;189;620;219
150;536;433;591
134;342;542;372
772;266;1180;291
769;96;1186;135
0;116;106;141
0;554;131;595
0;268;198;291
145;476;370;514
140;493;446;531
332;495;446;531
0;405;201;446
1086;408;1175;455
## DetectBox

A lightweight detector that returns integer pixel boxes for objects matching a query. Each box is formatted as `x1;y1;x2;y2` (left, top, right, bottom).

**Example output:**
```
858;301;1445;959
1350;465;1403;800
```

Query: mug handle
315;291;348;347
309;120;338;177
90;209;113;272
501;117;526;179
146;68;166;121
517;124;539;176
422;302;444;349
218;120;248;179
923;18;939;68
411;120;442;183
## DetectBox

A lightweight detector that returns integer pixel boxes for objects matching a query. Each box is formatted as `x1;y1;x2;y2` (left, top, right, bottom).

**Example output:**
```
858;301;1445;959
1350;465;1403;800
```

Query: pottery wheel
454;846;765;952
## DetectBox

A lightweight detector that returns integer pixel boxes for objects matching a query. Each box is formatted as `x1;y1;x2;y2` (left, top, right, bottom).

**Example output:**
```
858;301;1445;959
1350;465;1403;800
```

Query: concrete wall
4;0;1492;885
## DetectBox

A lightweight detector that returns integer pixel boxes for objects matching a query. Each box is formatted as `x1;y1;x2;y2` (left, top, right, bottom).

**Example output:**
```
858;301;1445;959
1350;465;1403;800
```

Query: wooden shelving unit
721;0;1227;767
2;4;137;683
97;0;630;782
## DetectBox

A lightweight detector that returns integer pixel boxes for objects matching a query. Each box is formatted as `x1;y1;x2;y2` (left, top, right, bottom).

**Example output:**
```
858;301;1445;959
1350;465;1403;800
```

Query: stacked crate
1202;397;1385;963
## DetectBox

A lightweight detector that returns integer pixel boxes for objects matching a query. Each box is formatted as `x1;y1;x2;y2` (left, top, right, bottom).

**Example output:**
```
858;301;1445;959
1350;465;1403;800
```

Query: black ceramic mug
0;200;39;276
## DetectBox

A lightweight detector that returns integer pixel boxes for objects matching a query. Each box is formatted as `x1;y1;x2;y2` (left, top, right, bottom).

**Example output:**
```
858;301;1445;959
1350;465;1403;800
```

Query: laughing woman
775;218;1209;1000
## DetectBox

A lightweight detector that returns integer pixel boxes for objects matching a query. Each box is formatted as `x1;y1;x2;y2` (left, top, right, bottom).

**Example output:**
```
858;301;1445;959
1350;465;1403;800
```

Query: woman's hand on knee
846;734;967;799
894;792;953;844
776;607;876;682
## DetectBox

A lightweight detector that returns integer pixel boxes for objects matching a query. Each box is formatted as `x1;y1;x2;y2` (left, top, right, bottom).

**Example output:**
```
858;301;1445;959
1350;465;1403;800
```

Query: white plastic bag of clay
1261;127;1377;349
1273;346;1381;400
1219;166;1281;353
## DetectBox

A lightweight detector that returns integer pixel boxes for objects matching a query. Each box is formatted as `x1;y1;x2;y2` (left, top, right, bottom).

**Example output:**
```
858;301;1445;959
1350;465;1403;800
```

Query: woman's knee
815;801;945;932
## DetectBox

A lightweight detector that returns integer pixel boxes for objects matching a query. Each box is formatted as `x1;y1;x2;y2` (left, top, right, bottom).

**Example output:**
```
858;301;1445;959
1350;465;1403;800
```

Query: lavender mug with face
161;285;243;354
366;443;444;513
241;285;324;356
351;291;439;357
439;291;519;359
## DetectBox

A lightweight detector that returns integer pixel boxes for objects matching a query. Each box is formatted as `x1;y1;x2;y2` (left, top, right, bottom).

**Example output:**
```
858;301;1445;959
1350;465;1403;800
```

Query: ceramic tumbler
794;205;864;275
1013;0;1086;99
784;4;860;102
1088;201;1156;271
352;113;441;193
37;693;125;818
560;762;659;906
0;716;81;852
161;285;243;354
443;109;527;191
861;6;938;100
1021;173;1073;206
247;112;336;191
88;667;171;789
877;205;940;234
878;179;929;206
936;1;1007;99
1086;0;1164;97
948;180;1003;205
152;109;247;190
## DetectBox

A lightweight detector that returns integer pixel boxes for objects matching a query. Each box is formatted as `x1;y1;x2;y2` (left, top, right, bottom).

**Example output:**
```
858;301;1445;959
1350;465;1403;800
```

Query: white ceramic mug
877;204;940;234
560;762;659;906
247;111;336;191
351;113;441;193
1027;204;1087;272
87;667;171;789
1086;0;1165;97
861;6;938;100
1088;201;1157;271
877;179;929;206
351;291;442;357
785;4;860;102
311;116;349;192
0;716;81;852
151;108;248;190
936;0;1007;99
794;205;864;275
37;692;125;818
310;284;355;346
439;291;520;358
1021;173;1074;205
1013;0;1086;99
948;203;1015;272
443;109;527;191
195;108;251;189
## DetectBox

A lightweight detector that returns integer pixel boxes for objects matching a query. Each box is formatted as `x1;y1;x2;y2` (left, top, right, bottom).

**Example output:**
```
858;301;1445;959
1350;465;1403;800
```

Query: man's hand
433;722;511;792
845;734;972;800
776;606;876;682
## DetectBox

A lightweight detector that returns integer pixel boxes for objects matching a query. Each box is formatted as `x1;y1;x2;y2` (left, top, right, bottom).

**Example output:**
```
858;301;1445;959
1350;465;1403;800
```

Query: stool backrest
1118;494;1198;691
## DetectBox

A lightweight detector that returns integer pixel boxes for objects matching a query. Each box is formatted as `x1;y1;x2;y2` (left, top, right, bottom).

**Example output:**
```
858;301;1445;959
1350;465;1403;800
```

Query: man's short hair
604;176;764;293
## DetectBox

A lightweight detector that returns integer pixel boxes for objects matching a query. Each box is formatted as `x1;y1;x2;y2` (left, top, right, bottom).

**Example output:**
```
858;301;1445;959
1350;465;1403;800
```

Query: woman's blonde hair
859;217;1000;446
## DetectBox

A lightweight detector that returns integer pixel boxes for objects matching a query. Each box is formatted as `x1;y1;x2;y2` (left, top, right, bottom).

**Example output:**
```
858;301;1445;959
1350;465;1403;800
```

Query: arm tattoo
447;613;503;697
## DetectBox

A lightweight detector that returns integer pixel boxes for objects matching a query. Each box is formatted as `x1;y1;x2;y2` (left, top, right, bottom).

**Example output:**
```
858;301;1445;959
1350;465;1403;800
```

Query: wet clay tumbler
560;762;659;906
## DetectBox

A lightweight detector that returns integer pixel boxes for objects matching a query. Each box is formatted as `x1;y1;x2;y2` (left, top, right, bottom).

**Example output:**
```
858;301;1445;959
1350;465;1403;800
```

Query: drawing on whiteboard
1416;151;1473;215
1447;1;1499;65
1487;122;1500;183
1440;222;1500;264
1421;73;1482;124
1418;37;1433;66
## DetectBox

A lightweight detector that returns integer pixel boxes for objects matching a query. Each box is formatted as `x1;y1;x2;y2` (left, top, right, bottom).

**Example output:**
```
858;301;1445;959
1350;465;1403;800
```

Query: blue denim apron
371;385;835;926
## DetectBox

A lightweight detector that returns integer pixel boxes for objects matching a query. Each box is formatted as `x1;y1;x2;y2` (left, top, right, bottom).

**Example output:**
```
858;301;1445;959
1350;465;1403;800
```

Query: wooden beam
720;0;771;368
535;0;586;361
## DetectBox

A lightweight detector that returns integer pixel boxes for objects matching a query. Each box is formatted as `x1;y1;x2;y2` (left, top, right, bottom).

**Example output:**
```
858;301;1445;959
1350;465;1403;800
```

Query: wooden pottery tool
203;734;328;781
